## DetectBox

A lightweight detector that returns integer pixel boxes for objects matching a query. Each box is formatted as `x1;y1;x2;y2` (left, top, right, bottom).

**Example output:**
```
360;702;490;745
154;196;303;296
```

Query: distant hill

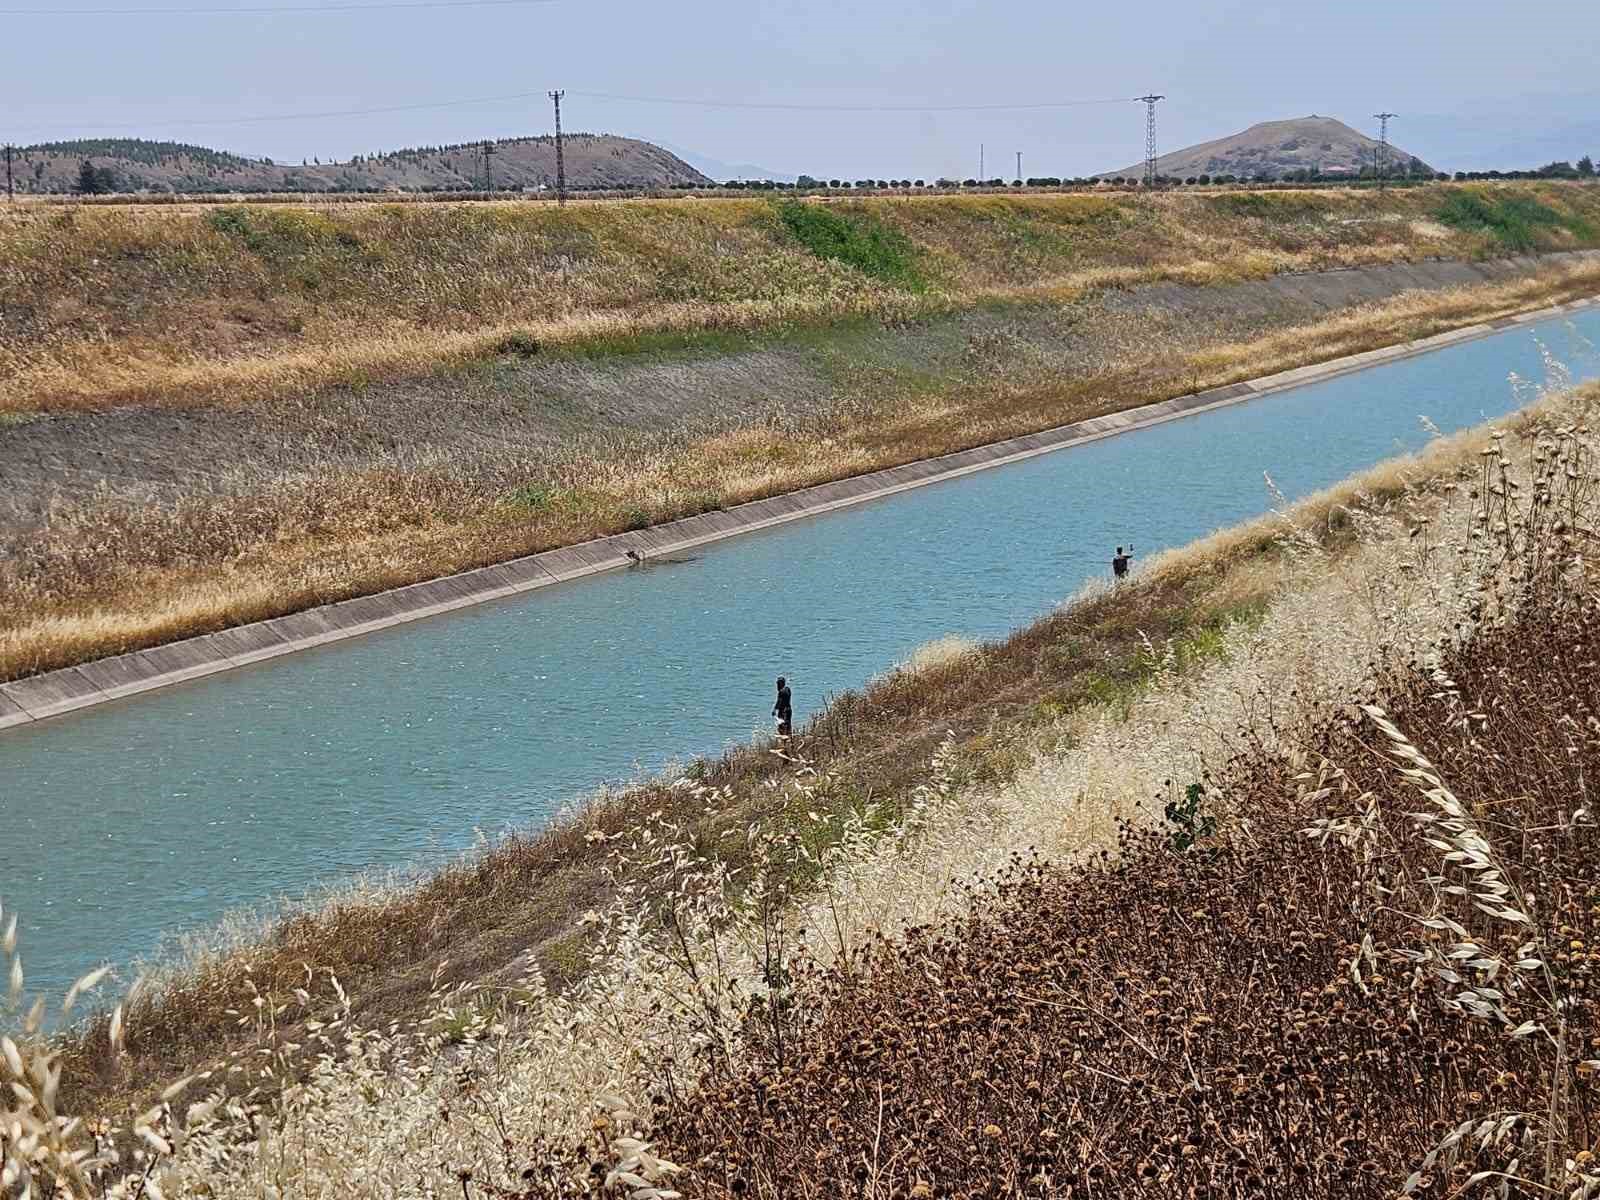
662;143;798;184
9;135;712;195
1098;116;1435;181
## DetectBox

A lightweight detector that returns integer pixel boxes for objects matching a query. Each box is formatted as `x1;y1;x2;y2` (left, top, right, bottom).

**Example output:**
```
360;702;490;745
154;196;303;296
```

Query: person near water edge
773;676;793;737
1112;545;1134;580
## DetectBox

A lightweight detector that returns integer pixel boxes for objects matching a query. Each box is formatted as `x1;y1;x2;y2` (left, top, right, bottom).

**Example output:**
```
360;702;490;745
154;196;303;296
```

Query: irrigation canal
5;308;1600;1006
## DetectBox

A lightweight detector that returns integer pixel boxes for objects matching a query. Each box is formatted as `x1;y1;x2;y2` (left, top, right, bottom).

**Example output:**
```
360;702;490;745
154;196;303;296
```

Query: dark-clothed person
1112;546;1133;580
773;676;793;737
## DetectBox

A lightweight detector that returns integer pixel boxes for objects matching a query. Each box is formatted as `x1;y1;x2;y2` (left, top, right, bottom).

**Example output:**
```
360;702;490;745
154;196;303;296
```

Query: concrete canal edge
4;287;1599;732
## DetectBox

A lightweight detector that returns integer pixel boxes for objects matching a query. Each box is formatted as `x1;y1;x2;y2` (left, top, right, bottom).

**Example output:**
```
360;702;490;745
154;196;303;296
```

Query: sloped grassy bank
7;383;1594;1197
6;248;1600;685
7;183;1600;417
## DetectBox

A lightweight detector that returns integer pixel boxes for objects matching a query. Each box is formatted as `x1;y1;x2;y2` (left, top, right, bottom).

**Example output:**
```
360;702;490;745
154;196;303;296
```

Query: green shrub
506;483;555;511
1433;190;1588;251
1164;781;1217;853
774;200;923;288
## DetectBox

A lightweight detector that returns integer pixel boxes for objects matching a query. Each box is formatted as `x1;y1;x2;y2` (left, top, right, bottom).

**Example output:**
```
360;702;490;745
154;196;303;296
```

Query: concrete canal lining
4;288;1598;731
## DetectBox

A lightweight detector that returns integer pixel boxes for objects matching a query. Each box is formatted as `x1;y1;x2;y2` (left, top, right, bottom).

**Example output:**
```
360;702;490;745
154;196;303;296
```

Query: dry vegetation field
6;375;1600;1198
4;183;1600;682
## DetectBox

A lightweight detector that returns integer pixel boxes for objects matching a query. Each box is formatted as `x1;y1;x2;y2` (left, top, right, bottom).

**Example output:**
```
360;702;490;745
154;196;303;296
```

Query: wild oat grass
8;257;1600;683
7;379;1598;1198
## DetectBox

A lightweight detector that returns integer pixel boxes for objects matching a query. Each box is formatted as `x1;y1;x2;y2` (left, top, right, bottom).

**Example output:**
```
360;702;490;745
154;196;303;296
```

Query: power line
14;89;558;134
12;88;1148;140
567;90;1140;114
2;0;557;13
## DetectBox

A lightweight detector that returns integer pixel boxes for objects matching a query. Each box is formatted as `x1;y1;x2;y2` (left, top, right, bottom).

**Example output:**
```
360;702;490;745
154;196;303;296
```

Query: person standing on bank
773;676;793;738
1112;545;1134;581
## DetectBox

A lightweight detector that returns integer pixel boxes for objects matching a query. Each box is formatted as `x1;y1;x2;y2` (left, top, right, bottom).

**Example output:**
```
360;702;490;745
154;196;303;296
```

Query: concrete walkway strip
3;285;1596;731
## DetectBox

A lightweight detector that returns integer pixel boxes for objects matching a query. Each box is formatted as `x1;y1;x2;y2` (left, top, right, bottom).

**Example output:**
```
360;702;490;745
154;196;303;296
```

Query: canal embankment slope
4;272;1599;727
27;373;1600;1194
5;184;1600;683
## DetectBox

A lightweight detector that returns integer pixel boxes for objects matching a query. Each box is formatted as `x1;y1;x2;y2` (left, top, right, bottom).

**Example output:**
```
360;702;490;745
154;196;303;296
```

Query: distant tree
1407;156;1427;178
1579;156;1596;178
1197;173;1211;185
94;166;117;193
914;179;925;187
828;179;841;188
796;174;822;188
962;178;977;188
76;160;105;194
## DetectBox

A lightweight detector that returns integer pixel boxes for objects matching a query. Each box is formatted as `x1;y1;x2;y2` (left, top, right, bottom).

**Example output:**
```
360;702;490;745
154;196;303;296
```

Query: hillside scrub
1434;188;1598;252
7;379;1598;1198
6;255;1600;683
6;183;1600;416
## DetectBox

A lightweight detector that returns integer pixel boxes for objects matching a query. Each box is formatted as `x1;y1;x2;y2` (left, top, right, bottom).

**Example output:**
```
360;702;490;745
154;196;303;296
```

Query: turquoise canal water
4;312;1600;1005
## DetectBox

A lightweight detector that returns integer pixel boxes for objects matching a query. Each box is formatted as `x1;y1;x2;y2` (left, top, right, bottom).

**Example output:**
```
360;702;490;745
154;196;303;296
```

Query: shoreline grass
35;380;1595;1131
8;376;1594;1197
5;257;1600;685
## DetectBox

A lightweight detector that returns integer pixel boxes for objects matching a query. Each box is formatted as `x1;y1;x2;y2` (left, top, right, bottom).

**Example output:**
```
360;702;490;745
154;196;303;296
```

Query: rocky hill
1099;115;1435;180
9;134;712;195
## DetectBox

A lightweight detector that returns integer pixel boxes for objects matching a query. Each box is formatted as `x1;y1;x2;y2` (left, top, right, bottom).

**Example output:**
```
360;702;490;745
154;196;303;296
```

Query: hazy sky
7;0;1599;177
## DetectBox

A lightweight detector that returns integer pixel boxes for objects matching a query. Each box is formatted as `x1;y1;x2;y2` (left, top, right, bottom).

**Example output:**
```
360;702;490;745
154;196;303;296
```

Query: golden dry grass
6;257;1600;683
10;375;1597;1199
7;183;1600;416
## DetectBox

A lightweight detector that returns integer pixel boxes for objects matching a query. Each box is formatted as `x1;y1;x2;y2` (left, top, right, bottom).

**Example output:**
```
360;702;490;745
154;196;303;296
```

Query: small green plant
1165;781;1217;852
775;199;923;288
506;483;556;511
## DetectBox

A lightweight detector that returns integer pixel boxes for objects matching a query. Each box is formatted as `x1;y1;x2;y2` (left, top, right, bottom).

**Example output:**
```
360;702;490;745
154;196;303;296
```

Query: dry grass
7;184;1600;418
8;255;1600;684
651;593;1600;1198
3;382;1590;1200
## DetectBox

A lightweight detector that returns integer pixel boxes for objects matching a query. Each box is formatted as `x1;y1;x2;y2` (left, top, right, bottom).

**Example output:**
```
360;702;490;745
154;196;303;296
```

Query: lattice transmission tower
549;90;567;206
1136;94;1165;187
1372;111;1397;191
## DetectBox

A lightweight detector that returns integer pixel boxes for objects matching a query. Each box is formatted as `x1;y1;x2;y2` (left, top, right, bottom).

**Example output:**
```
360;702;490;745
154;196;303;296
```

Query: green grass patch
206;206;363;256
1434;190;1593;252
775;200;924;289
1206;192;1332;222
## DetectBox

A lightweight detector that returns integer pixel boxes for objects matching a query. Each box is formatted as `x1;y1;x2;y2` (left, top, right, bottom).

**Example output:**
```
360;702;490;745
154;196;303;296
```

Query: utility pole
1373;112;1397;191
548;90;567;206
979;143;984;182
4;144;13;203
482;139;495;194
1136;94;1165;187
1016;150;1022;183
